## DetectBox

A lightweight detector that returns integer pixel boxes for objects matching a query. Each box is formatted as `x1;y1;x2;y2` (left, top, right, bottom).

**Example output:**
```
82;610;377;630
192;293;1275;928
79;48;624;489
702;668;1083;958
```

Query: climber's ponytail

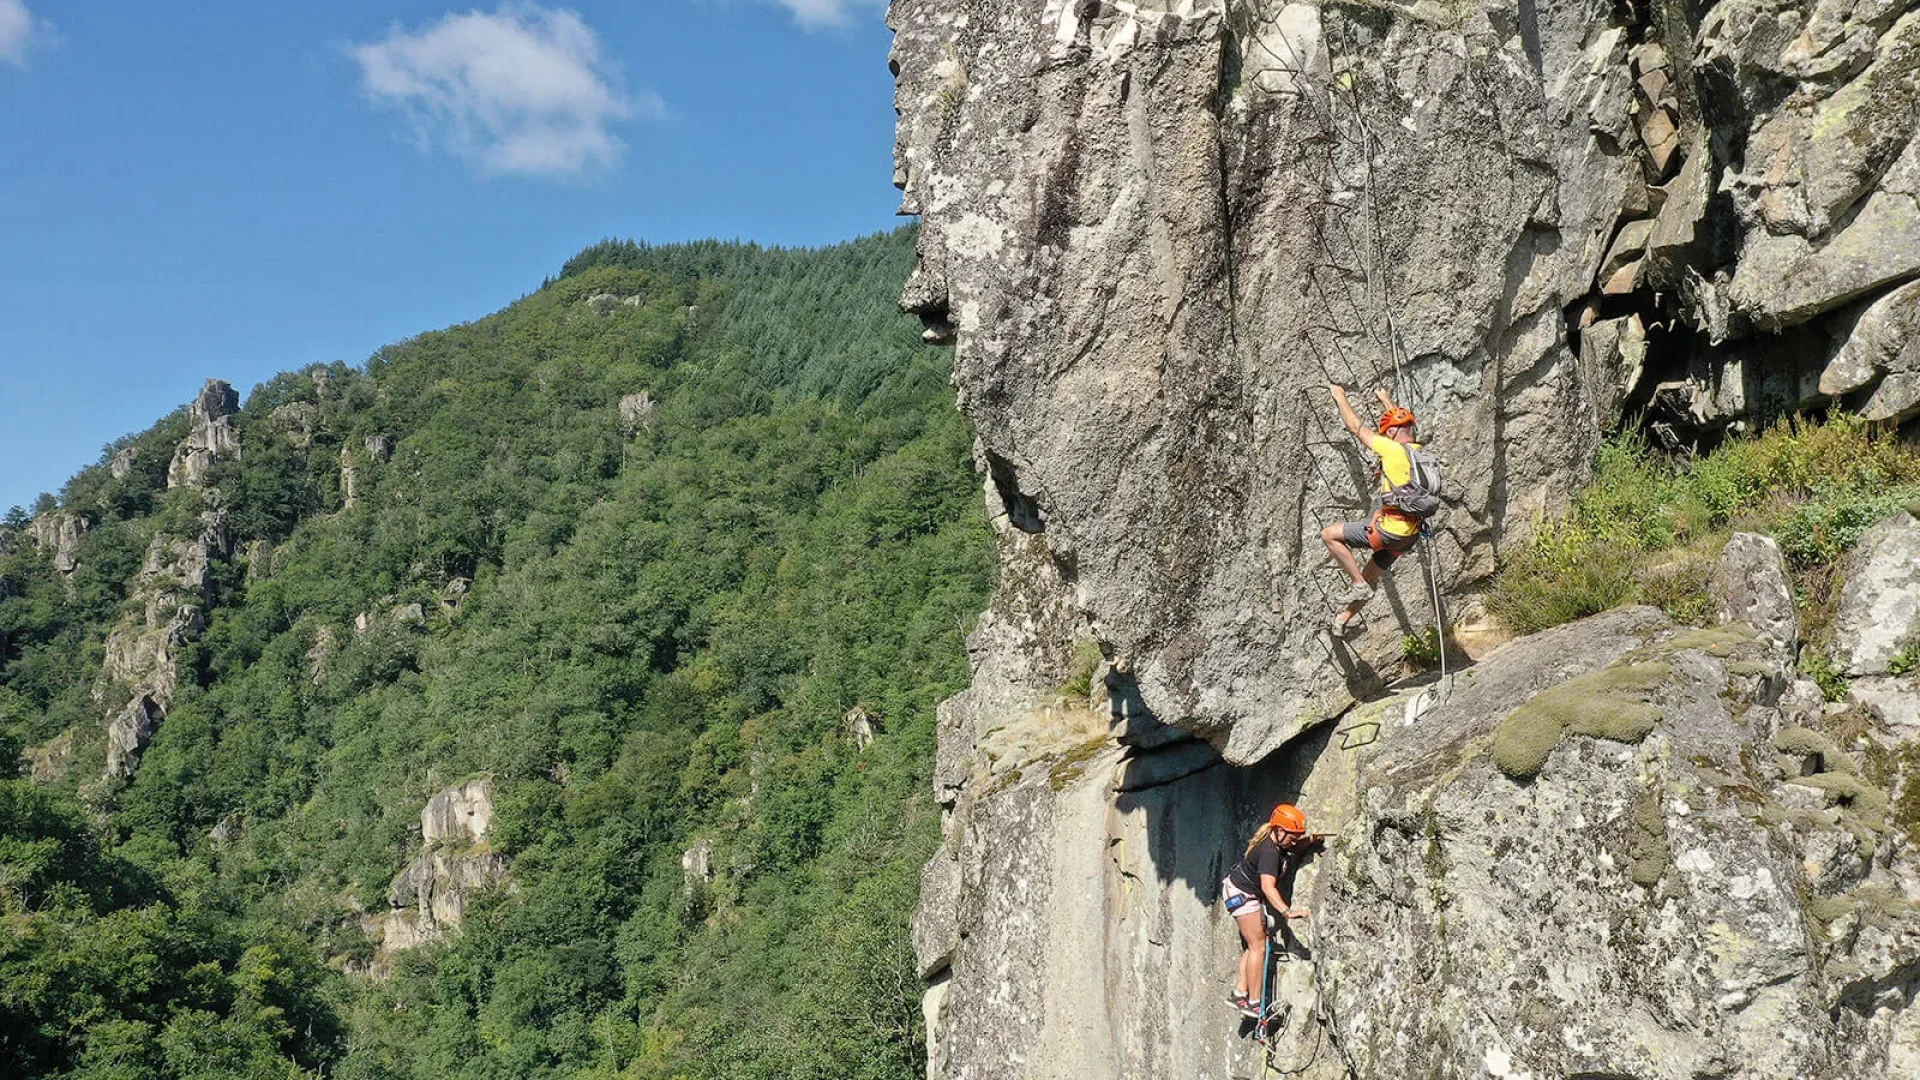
1244;823;1275;857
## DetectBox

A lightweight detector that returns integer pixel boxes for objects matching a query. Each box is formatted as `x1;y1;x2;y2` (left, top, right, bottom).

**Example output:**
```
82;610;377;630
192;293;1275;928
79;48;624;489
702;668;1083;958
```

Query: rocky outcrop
94;382;241;779
97;513;225;779
269;401;319;451
920;603;1920;1078
891;0;1920;761
682;838;715;886
25;731;74;783
1315;612;1920;1078
27;510;86;575
889;0;1920;1075
338;435;392;511
618;391;657;435
421;777;494;844
1833;510;1920;676
362;778;507;971
167;380;241;489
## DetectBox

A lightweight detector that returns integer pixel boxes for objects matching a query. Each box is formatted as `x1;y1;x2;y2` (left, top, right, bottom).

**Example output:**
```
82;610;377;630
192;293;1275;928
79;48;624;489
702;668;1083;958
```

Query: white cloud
764;0;887;29
351;6;654;177
0;0;49;67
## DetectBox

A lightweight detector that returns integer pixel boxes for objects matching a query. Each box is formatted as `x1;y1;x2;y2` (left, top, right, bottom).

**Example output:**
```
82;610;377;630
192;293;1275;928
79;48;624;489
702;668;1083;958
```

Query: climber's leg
1320;522;1369;588
1234;908;1265;1000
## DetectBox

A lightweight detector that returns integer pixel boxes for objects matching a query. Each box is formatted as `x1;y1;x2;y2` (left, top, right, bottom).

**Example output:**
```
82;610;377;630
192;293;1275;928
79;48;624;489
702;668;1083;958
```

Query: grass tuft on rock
1492;662;1670;779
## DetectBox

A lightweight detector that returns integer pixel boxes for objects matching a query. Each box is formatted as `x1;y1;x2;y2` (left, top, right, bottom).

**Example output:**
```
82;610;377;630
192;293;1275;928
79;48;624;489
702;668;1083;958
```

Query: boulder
1833;510;1920;676
1710;532;1798;648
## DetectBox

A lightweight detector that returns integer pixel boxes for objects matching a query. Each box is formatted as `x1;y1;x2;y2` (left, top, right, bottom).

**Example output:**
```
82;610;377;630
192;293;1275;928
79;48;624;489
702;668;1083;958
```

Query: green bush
1490;417;1920;635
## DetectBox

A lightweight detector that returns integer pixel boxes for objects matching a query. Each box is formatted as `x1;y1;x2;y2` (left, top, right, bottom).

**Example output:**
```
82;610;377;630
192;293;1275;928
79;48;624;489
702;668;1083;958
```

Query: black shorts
1340;520;1418;568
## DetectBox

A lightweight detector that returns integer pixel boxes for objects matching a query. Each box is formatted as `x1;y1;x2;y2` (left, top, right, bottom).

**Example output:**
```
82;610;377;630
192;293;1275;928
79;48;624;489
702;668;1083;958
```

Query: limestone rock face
28;510;87;575
1711;531;1799;648
1833;510;1920;676
167;380;241;488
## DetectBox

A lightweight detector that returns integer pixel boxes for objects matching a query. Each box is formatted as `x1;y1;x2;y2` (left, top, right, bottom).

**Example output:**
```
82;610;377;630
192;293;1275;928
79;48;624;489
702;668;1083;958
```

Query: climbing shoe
1339;582;1375;608
1239;998;1263;1020
1331;612;1359;639
1227;992;1249;1012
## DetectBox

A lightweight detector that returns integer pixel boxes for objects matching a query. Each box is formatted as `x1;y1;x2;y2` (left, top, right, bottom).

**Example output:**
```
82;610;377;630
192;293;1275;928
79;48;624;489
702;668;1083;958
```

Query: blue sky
0;0;903;512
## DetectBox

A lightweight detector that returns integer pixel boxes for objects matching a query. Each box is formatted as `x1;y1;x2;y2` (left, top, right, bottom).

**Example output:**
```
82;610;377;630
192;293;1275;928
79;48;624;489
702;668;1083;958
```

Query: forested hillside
0;226;993;1080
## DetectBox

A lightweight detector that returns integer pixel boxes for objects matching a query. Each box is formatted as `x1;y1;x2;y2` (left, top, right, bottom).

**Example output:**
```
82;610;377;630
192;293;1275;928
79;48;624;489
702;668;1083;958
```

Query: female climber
1223;802;1316;1018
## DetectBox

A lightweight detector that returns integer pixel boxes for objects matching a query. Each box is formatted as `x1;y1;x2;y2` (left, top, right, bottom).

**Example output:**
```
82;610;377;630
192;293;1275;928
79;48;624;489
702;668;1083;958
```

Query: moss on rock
1628;787;1672;886
1658;623;1763;659
1773;725;1853;775
1492;662;1671;779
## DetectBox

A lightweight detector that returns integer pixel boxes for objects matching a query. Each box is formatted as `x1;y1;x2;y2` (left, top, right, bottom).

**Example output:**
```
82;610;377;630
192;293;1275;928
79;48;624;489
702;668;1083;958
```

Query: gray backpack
1381;446;1444;521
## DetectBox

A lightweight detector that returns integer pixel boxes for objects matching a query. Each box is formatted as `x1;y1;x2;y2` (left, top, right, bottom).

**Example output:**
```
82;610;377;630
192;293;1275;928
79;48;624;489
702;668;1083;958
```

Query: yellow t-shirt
1369;435;1422;538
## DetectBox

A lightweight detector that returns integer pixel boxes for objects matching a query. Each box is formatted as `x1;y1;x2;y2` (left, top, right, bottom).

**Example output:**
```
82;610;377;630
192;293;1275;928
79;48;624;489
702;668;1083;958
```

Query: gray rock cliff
889;0;1920;1075
167;379;241;489
93;382;240;779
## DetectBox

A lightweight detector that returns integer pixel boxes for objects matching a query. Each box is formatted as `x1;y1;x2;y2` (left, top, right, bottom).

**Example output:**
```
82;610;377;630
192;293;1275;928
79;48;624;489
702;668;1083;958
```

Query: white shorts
1222;877;1264;919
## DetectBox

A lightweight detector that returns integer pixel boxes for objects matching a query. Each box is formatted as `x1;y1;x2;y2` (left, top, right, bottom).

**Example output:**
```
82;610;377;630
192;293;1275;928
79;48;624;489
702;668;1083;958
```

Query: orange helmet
1377;407;1416;435
1268;803;1307;834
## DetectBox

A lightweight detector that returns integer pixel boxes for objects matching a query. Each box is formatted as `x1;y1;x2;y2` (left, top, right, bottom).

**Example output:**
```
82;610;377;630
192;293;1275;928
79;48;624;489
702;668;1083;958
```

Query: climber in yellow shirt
1319;385;1432;637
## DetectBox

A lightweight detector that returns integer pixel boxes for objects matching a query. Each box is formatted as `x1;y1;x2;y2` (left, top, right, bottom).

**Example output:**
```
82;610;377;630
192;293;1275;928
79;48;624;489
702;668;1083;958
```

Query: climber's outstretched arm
1375;386;1399;413
1327;384;1369;443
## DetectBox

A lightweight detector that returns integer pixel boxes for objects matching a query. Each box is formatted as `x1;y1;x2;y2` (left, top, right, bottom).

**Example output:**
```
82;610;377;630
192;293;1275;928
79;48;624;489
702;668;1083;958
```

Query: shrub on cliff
1490;415;1920;635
